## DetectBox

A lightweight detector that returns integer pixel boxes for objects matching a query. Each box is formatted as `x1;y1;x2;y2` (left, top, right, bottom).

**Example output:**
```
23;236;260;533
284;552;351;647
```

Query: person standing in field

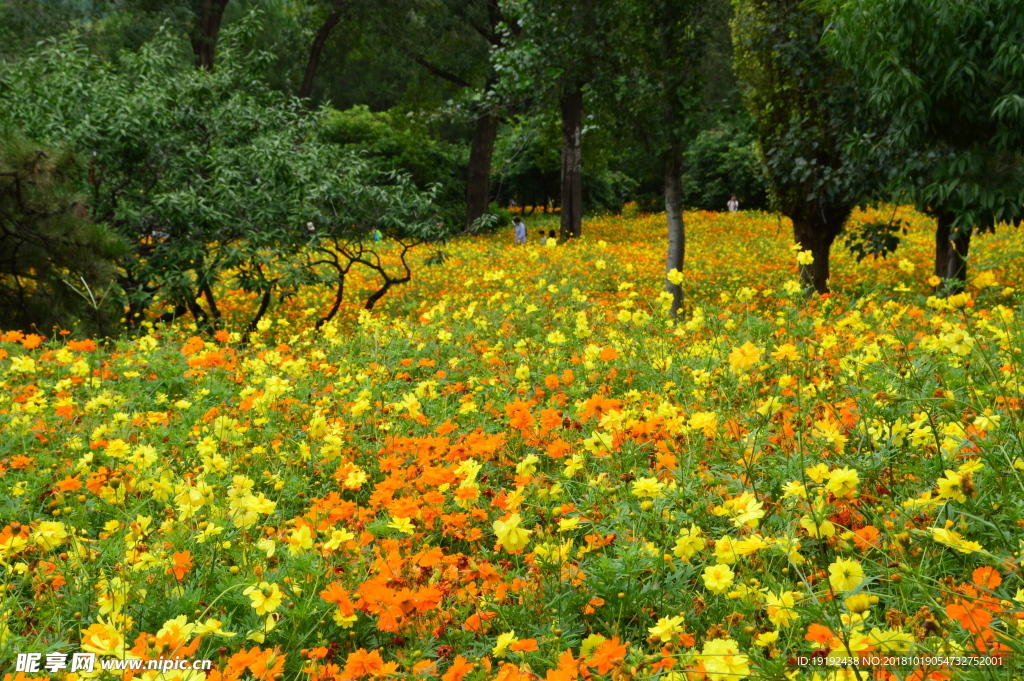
513;217;527;244
727;195;739;213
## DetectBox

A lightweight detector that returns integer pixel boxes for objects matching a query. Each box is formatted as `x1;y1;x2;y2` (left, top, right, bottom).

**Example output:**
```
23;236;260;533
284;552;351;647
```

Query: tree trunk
663;148;685;317
793;218;838;295
191;0;231;71
559;86;584;241
934;210;971;293
464;110;499;232
298;0;348;100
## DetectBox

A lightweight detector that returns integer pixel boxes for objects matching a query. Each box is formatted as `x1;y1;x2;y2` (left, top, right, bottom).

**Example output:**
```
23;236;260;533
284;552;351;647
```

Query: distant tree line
0;0;1021;332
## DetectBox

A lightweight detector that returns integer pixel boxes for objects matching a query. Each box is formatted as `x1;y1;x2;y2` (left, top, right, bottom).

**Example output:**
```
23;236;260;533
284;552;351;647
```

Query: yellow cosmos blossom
930;527;983;554
765;591;800;627
701;637;749;681
493;631;518;658
80;620;125;656
728;341;762;373
936;469;967;503
287;525;314;555
193;618;236;637
672;525;706;562
648;615;685;642
243;582;283;616
493;513;531;552
828;558;865;592
388;517;415;535
631;476;666;498
702;564;735;594
324;528;355;550
688;411;719;436
32;521;68;550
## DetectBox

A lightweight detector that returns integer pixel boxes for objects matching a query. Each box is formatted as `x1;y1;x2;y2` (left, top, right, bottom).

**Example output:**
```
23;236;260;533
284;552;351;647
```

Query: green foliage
322;105;467;223
680;123;768;211
842;218;907;263
0;15;442;332
0;132;127;335
731;0;871;223
824;0;1024;237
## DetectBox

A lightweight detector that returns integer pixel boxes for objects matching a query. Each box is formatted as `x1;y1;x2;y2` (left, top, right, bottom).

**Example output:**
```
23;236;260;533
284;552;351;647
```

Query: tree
191;0;232;69
375;0;509;232
732;0;874;294
609;0;728;315
824;0;1024;290
0;133;125;334
0;16;441;333
297;0;357;100
496;0;619;241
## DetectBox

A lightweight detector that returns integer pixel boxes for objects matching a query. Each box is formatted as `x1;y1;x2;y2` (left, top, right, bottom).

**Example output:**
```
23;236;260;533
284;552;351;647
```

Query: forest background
0;0;1022;334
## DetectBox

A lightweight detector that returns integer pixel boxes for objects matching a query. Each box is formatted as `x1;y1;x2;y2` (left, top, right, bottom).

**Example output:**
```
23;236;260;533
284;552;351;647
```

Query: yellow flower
805;463;830;484
930;527;983;554
388;516;415;535
648;615;685;642
701;637;749;681
80;621;125;656
546;331;567;345
672;525;706;562
193;618;236;637
493;513;531;552
828;558;865;592
702;564;735;594
32;521;68;550
631;477;666;499
765;591;800;627
287;525;314;555
688;411;719;437
667;268;685;286
324;528;355;550
754;630;779;647
712;492;764;528
243;582;283;616
936;470;967;503
800;515;835;539
493;631;518;658
728;341;762;373
796;250;814;265
825;467;859;497
973;270;998;288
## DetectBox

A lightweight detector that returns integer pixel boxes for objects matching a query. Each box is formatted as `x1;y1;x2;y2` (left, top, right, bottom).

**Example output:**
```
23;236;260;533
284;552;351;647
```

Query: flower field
4;206;1024;681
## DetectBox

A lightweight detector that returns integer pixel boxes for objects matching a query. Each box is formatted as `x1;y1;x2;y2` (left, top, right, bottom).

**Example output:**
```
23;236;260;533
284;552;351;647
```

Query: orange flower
344;649;385;679
805;623;833;644
852;525;880;550
510;638;539;653
588;636;627;674
169;551;193;581
442;656;474;681
972;566;1001;591
21;333;44;349
67;339;97;352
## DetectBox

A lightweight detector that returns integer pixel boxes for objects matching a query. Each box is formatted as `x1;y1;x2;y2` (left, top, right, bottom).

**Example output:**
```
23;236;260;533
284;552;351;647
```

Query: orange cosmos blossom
588;637;627;674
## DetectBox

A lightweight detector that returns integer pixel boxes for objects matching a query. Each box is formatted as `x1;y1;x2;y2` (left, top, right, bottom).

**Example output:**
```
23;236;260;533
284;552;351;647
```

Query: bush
0;16;443;333
680;123;768;211
0;133;125;334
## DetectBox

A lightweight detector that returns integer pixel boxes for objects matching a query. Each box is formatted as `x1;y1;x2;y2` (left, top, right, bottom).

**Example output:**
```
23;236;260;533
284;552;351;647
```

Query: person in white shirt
513;217;527;244
727;195;739;212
